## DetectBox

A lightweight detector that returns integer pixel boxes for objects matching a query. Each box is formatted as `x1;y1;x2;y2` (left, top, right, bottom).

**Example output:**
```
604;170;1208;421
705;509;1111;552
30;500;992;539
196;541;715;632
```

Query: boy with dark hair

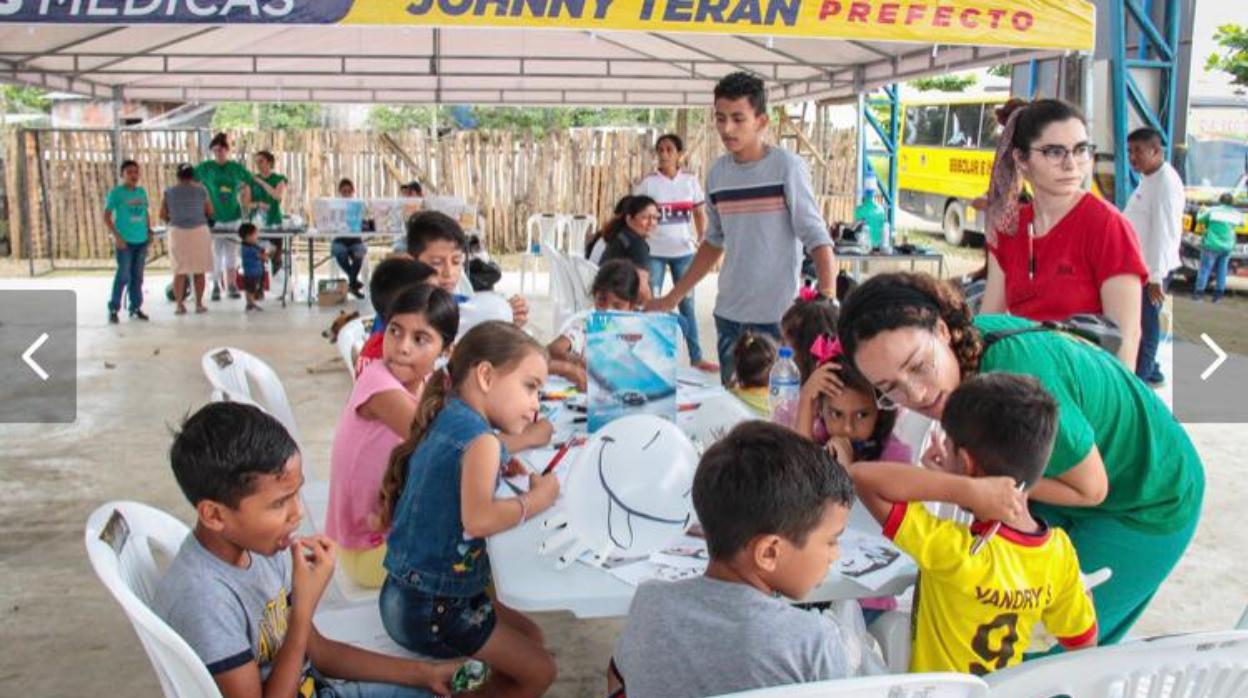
404;210;530;327
608;421;856;698
238;223;267;312
849;373;1097;676
155;402;459;698
104;159;151;323
354;256;438;376
648;71;837;385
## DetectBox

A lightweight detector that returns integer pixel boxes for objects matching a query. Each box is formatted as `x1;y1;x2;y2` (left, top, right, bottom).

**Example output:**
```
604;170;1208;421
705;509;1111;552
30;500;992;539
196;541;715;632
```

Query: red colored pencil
542;438;585;476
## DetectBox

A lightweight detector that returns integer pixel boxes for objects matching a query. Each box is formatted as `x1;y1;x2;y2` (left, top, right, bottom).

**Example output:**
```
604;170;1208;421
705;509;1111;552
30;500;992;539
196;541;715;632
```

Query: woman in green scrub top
250;149;288;275
195;132;252;300
836;272;1204;646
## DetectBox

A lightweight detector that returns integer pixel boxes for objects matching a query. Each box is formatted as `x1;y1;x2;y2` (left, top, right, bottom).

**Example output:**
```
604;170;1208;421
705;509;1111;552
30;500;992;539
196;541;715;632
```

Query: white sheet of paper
834;528;908;592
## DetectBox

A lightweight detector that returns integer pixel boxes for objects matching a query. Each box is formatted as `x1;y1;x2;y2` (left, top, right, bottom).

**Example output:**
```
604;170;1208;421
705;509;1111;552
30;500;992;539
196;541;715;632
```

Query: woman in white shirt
633;134;715;372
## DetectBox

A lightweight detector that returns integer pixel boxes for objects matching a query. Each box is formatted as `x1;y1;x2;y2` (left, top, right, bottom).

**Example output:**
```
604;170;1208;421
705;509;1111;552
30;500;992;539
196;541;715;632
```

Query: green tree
988;64;1013;79
369;105;446;131
0;85;51;113
1206;24;1248;91
212;103;321;130
909;73;977;92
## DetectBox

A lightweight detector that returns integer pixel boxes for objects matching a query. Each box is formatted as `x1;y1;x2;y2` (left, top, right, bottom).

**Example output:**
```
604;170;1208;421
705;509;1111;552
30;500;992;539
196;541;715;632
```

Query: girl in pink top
327;284;459;587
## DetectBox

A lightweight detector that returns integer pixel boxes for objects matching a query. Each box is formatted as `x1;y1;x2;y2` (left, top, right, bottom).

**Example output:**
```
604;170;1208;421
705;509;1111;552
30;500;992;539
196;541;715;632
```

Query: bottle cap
778;346;793;359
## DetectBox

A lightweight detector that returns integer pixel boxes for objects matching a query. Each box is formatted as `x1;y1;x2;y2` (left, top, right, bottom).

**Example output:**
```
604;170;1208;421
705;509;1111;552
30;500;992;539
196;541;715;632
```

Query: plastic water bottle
881;221;893;254
769;346;802;428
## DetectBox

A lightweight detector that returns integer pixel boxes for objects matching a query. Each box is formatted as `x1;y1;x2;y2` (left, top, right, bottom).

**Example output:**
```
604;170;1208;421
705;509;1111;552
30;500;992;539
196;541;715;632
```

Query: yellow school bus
875;95;1008;245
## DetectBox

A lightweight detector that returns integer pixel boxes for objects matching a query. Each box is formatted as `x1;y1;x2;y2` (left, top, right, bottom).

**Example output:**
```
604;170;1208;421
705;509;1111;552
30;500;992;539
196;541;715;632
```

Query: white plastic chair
568;254;599;305
985;630;1248;697
521;213;563;295
336;318;368;380
543;241;582;335
84;501;222;698
200;347;302;447
563;213;598;257
707;673;989;697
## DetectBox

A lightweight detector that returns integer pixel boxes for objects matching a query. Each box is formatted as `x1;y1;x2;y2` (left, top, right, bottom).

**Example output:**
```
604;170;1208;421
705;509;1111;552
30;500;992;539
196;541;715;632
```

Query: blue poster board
585;312;679;432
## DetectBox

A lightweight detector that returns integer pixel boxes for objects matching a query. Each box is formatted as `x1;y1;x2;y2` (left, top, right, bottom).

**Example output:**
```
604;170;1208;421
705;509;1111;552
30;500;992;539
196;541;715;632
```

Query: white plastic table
486;379;917;619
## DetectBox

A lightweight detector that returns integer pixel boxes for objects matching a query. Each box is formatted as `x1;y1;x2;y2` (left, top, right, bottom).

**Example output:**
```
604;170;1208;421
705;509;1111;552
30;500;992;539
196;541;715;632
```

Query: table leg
307;237;315;308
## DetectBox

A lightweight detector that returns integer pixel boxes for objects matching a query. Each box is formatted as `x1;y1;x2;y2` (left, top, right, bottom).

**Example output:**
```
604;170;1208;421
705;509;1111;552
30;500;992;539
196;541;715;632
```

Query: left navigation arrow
22;332;50;381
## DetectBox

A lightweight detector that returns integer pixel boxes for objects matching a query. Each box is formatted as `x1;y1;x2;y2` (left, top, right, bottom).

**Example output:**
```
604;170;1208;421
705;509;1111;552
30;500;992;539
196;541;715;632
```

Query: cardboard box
317;279;348;307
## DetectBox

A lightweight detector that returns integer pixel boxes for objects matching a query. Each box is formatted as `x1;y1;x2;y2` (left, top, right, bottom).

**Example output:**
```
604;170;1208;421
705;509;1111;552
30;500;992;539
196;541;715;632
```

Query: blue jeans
648;254;704;363
380;576;497;659
1135;276;1168;382
109;242;147;313
331;239;367;286
312;669;435;698
714;315;783;386
1194;249;1231;299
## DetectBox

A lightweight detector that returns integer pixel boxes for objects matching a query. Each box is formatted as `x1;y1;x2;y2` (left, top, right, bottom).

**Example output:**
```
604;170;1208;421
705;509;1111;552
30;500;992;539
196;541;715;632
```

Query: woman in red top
981;99;1147;367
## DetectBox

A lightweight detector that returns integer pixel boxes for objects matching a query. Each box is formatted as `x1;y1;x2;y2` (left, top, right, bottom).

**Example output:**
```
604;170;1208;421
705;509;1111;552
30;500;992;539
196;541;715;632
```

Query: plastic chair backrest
707;673;989;697
336;319;368;379
985;630;1248;698
200;347;302;446
526;213;562;254
84;502;222;698
563;214;597;256
542;243;581;333
567;255;599;310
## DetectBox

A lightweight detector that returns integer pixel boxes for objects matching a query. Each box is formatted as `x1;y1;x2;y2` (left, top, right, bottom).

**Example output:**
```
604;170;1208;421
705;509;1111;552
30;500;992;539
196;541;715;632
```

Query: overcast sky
1191;1;1246;98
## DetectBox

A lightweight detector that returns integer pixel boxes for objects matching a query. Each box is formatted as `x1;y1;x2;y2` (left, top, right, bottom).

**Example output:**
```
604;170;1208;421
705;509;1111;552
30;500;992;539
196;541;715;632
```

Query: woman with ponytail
378;321;557;697
326;284;457;588
980;99;1147;368
836;271;1204;646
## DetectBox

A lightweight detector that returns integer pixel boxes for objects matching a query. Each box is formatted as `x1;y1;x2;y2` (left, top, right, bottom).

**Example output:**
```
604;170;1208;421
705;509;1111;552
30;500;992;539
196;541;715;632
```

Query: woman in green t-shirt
834;272;1204;646
195;132;252;301
250;150;289;275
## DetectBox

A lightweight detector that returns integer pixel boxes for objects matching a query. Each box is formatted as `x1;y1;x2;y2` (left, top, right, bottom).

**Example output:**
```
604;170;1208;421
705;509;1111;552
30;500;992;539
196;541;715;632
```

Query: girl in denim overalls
378;321;560;698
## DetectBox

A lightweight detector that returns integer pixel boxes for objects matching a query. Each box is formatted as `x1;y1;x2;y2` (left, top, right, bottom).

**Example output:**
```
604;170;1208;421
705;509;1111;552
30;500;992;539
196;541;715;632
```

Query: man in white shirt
1124;127;1184;387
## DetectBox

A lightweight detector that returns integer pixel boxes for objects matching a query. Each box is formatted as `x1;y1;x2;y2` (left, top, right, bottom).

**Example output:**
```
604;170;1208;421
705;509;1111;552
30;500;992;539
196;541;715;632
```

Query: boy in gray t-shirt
648;72;837;385
609;422;856;698
153;402;459;698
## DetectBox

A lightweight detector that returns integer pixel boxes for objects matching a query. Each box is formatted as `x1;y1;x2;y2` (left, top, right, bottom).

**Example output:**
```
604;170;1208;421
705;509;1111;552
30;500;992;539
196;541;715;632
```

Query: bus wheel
943;201;966;246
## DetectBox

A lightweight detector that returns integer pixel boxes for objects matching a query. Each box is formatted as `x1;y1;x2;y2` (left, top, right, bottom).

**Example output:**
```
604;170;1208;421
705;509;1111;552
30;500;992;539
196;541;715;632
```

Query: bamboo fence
3;116;857;261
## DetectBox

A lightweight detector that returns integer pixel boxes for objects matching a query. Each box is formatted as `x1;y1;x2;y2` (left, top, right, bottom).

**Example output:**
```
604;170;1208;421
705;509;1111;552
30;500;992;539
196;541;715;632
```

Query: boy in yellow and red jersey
848;373;1097;676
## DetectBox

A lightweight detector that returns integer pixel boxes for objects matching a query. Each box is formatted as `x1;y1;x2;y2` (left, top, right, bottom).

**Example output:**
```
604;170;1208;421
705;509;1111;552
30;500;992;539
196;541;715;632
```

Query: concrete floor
1;265;1245;697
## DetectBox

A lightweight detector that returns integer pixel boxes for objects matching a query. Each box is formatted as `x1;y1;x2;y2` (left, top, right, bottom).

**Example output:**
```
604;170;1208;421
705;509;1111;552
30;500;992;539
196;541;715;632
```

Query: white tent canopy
0;1;1094;107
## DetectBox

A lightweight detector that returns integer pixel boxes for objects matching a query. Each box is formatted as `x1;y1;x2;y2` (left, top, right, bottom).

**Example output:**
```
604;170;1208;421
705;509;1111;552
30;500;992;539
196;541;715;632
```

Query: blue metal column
861;84;900;227
1110;0;1181;207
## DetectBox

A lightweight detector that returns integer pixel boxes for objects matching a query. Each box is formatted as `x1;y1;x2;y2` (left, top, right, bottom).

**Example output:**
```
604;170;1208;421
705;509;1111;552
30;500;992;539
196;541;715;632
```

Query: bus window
903;107;920;145
980;107;1003;150
909;105;947;146
946;104;983;148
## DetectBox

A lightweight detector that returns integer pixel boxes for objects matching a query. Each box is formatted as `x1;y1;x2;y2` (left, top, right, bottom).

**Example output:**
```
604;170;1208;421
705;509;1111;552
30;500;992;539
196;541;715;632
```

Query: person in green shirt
103;159;152;324
250;149;289;275
1193;193;1243;302
195;132;252;301
833;272;1204;646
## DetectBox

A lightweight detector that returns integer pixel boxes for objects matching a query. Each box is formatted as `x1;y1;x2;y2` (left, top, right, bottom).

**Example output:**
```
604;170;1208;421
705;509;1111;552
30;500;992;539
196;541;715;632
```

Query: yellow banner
342;0;1095;51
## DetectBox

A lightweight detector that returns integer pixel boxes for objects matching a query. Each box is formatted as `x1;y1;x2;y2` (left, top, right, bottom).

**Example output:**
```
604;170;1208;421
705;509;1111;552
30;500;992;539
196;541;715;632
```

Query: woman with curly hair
835;271;1204;647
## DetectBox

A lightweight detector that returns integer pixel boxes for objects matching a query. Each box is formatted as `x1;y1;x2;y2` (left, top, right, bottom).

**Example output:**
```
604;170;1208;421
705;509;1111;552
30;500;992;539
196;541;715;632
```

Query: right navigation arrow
1200;333;1228;382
